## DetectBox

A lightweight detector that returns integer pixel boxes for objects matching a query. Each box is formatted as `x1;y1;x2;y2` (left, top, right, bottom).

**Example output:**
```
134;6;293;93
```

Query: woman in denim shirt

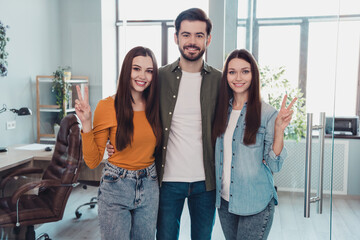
212;49;297;240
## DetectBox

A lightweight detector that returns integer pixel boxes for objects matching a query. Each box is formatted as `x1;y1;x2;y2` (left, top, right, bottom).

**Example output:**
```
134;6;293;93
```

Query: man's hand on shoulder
106;141;115;157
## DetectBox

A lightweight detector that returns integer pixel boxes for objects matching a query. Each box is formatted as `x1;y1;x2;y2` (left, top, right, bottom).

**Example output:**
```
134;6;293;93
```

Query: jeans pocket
102;169;121;183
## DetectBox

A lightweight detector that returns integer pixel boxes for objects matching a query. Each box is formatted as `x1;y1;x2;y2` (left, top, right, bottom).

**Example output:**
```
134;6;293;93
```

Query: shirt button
169;112;172;115
240;114;243;116
231;166;234;169
162;164;164;168
163;146;166;150
232;153;235;156
176;76;180;79
236;125;238;128
230;194;233;197
233;139;235;141
165;128;168;131
231;181;233;183
173;95;176;98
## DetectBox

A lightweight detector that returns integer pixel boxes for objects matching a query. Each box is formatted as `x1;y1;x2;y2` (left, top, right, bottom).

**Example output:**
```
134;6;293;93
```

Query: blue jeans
156;181;216;240
97;162;159;240
218;198;275;240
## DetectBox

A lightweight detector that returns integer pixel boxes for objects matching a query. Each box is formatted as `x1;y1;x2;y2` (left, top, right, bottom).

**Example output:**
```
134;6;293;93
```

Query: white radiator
274;139;348;195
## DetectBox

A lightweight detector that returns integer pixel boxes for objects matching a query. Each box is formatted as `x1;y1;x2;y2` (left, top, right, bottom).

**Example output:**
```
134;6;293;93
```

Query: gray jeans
218;198;275;240
98;162;159;240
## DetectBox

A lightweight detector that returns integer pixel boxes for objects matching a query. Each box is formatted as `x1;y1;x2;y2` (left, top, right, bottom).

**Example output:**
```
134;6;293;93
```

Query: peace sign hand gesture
75;85;92;133
275;95;297;133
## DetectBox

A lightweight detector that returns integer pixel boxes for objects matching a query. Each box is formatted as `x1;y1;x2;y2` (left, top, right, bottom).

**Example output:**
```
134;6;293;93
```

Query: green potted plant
51;66;72;136
260;66;306;141
0;21;10;77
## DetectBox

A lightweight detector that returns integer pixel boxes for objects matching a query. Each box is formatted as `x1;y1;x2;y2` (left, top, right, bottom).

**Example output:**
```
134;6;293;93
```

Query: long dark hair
114;46;161;151
212;49;261;145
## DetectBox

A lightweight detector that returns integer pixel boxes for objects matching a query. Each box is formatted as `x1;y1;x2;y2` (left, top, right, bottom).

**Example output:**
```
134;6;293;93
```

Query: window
258;25;300;89
116;0;209;72
237;0;360;117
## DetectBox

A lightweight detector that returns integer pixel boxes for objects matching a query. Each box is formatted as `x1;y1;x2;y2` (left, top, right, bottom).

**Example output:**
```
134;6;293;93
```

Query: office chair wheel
36;232;52;240
75;211;82;219
90;197;97;208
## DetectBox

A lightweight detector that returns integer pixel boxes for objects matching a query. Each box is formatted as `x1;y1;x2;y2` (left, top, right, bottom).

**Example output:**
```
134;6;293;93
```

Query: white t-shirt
162;71;205;182
222;109;241;201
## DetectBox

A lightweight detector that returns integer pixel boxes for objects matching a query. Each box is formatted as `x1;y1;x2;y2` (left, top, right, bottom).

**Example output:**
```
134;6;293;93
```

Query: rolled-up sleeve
263;110;287;173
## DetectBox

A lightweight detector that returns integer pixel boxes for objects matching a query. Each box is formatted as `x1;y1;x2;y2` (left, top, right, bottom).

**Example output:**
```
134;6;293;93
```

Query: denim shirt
215;99;287;215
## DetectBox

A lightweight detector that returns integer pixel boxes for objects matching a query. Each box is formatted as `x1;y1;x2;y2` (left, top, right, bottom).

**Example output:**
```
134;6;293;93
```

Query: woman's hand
275;94;297;132
75;85;92;133
272;95;297;156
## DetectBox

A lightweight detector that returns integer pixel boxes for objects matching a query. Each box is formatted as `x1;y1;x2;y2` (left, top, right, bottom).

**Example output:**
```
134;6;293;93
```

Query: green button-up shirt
155;59;222;191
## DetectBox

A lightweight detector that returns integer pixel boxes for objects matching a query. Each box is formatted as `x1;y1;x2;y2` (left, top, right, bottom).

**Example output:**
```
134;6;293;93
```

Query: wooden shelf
36;75;89;143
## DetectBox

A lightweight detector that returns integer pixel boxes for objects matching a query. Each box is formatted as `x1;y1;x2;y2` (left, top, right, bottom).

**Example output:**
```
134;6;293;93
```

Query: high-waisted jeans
98;162;159;240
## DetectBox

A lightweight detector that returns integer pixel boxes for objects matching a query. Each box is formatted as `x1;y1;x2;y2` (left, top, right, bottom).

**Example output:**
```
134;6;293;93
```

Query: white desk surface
0;144;105;181
0;144;53;172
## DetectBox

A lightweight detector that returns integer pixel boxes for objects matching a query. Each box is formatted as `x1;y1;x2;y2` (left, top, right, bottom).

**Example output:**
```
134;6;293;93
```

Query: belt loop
121;169;126;178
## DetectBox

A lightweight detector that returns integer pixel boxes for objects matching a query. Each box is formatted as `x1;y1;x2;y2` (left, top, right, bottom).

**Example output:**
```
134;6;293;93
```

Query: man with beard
155;8;222;240
106;7;221;239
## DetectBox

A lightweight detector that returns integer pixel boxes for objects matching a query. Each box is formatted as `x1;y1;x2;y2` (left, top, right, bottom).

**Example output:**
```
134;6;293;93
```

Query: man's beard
179;44;206;62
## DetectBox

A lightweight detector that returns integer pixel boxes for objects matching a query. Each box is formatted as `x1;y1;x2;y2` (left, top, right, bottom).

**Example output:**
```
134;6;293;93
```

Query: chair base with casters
36;232;51;240
74;180;100;219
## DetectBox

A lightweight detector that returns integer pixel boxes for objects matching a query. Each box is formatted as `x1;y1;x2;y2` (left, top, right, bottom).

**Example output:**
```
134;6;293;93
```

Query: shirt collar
229;98;248;109
170;58;211;74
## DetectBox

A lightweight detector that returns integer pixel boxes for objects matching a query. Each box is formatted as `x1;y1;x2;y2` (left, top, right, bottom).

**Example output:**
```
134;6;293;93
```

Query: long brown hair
114;46;161;151
212;49;261;145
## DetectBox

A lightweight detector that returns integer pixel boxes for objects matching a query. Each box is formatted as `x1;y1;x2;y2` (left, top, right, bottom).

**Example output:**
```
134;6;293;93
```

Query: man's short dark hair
175;8;212;36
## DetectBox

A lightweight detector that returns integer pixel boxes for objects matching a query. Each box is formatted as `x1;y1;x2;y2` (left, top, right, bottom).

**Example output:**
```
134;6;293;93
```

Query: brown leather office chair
0;114;82;240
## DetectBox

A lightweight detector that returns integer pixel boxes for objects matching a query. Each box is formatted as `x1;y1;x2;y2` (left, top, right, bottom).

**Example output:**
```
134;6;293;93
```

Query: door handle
304;112;326;218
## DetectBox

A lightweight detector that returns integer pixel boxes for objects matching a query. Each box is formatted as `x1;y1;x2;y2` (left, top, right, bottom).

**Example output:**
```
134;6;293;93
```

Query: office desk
0;145;104;181
0;145;53;171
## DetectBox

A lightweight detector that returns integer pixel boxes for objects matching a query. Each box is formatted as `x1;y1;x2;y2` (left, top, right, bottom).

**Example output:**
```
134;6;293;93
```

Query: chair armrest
0;167;44;191
10;179;64;209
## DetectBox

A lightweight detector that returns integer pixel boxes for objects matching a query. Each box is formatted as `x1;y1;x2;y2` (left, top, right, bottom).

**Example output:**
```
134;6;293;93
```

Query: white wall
0;0;61;147
59;0;103;110
0;0;103;147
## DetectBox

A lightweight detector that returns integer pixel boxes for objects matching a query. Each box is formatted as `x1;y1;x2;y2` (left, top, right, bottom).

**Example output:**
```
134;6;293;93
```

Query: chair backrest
39;114;83;215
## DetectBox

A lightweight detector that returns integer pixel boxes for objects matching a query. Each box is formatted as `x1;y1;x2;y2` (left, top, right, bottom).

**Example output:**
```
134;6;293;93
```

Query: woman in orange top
75;46;161;240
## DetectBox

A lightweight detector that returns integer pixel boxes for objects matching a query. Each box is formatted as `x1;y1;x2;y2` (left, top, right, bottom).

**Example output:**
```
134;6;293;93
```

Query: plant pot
64;71;71;81
54;124;60;139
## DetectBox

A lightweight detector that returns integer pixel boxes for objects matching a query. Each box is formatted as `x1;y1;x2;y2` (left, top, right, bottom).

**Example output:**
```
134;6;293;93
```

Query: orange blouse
81;97;156;170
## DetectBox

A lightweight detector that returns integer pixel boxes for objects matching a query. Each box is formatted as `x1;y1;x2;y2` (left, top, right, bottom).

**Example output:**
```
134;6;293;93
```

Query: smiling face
227;58;252;98
130;55;154;96
175;20;211;62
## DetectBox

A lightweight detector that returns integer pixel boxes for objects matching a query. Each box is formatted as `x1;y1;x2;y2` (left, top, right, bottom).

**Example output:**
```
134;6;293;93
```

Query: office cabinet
36;75;88;143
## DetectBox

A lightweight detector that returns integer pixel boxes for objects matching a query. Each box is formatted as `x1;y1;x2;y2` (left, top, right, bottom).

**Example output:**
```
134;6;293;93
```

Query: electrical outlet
6;120;16;130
